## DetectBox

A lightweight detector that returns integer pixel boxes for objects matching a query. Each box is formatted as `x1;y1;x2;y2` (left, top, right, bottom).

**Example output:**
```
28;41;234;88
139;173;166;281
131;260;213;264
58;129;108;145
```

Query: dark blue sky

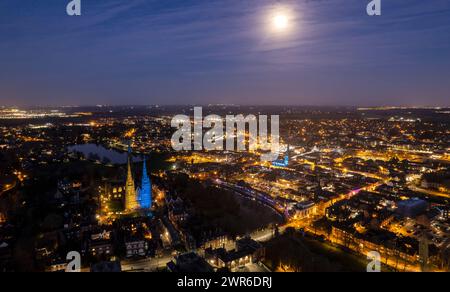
1;0;449;106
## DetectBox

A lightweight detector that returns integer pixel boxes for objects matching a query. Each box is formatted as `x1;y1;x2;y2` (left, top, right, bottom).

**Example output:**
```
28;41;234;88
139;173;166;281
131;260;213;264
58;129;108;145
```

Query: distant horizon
1;103;450;108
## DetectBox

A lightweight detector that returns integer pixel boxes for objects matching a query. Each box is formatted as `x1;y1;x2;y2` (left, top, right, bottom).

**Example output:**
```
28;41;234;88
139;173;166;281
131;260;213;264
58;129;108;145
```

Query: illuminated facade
99;179;126;216
102;141;152;216
100;158;152;218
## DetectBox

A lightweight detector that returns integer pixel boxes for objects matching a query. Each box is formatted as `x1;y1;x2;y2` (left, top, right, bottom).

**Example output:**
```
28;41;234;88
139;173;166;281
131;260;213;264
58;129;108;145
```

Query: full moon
265;5;295;36
273;14;289;30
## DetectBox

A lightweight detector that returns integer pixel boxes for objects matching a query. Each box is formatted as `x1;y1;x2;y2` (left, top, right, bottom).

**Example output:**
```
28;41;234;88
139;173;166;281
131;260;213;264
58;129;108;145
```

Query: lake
68;144;143;165
68;144;173;171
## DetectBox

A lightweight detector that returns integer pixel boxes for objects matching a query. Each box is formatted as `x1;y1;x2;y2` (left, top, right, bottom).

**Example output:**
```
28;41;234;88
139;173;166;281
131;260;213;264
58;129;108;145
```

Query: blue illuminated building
138;159;152;210
272;145;290;167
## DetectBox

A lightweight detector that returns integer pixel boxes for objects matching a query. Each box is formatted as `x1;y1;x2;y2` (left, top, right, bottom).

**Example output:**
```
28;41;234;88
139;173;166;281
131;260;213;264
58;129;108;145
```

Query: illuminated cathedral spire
284;144;290;166
125;156;138;211
139;158;152;210
127;141;132;156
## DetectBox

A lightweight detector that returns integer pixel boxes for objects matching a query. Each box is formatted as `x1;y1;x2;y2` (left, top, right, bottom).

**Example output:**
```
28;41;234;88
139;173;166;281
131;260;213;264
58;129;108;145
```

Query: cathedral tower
139;159;152;209
125;156;138;211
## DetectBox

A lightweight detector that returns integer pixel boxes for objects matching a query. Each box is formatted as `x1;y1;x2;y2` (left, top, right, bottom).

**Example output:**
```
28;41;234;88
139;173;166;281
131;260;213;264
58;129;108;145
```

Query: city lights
0;0;449;276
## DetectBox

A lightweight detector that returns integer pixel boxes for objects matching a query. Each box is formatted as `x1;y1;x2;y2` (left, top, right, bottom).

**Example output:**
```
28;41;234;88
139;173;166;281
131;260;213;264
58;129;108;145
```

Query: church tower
125;156;138;211
139;159;152;209
284;144;290;166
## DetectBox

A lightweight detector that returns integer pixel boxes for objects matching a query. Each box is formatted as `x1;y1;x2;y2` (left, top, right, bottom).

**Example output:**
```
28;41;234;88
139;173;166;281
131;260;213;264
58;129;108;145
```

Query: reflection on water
68;144;143;165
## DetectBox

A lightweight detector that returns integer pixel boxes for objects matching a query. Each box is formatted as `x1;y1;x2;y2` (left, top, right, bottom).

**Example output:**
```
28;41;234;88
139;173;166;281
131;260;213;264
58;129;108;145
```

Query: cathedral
125;155;152;212
99;144;153;219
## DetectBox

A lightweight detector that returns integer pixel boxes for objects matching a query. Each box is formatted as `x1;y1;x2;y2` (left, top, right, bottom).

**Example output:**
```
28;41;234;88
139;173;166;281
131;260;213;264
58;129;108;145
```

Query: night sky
1;0;449;106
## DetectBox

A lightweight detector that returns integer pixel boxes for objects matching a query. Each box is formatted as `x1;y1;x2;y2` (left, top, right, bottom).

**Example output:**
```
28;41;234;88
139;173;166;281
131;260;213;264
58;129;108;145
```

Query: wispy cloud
1;0;449;106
